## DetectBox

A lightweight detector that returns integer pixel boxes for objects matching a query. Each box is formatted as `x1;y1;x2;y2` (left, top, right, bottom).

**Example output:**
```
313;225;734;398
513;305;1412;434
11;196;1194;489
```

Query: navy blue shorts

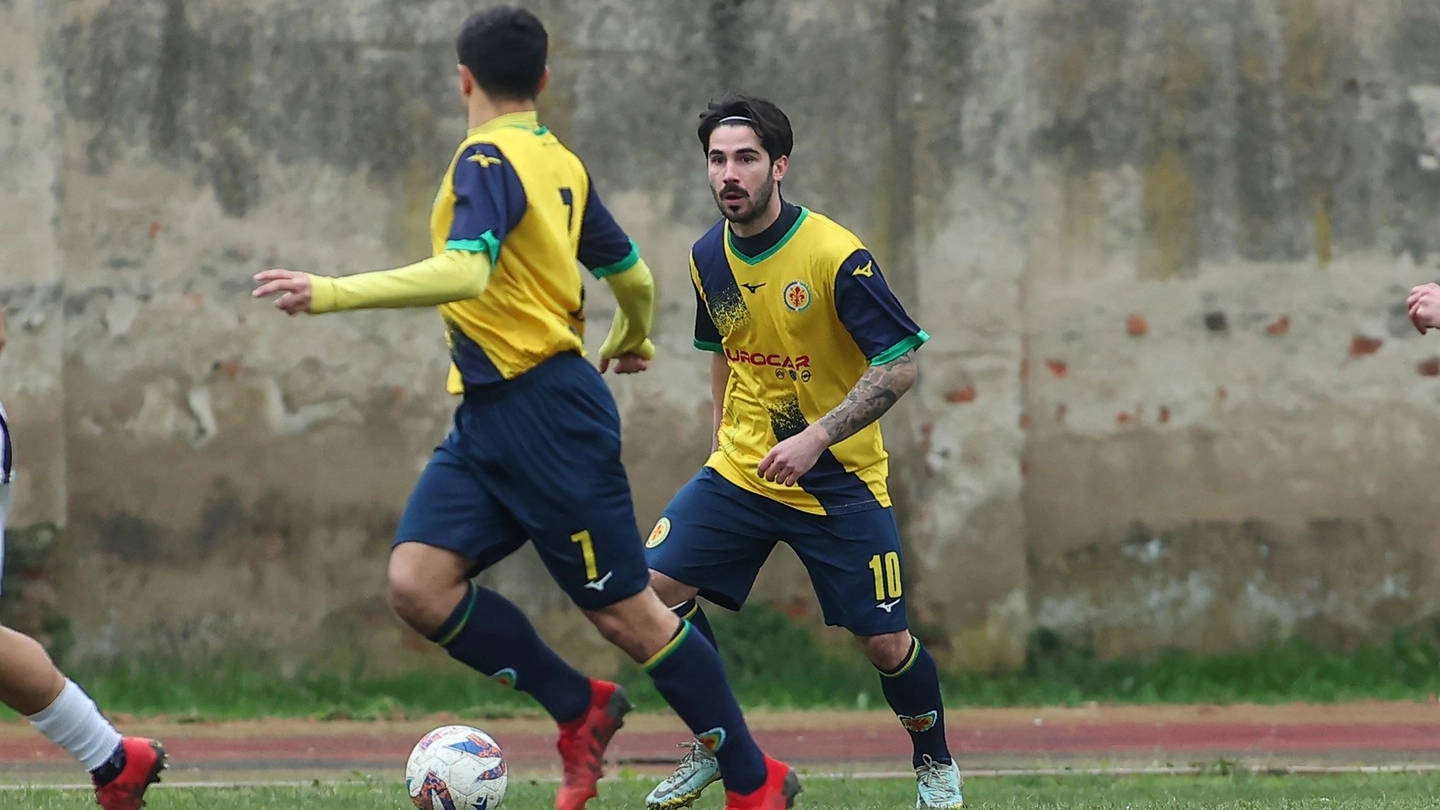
395;352;650;610
645;467;909;636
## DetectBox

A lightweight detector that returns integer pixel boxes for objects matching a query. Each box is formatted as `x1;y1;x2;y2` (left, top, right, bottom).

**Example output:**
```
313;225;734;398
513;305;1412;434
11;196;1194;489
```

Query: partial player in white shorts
0;310;165;809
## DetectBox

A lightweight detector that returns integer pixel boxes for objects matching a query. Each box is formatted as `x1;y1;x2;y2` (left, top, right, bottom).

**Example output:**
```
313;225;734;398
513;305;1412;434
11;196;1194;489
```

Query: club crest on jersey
646;517;671;549
696;727;727;752
898;711;939;733
783;280;811;312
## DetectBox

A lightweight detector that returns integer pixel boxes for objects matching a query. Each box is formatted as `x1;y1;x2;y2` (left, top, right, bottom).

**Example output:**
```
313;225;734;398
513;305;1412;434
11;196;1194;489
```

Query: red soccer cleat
724;756;802;810
554;680;632;810
94;737;167;810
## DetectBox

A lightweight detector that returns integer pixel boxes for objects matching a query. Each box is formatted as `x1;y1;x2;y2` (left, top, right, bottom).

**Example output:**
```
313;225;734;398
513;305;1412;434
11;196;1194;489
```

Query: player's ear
457;64;474;99
537;66;550;96
771;155;789;183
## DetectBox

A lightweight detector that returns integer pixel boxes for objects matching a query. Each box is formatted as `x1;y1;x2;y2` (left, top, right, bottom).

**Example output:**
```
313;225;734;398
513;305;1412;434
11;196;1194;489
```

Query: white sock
26;680;123;772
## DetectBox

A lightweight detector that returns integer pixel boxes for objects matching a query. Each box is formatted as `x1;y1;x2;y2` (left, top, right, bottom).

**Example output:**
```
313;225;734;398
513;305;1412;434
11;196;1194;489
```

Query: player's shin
643;619;768;795
0;626;66;716
877;637;953;767
430;582;592;724
23;681;123;774
0;627;119;774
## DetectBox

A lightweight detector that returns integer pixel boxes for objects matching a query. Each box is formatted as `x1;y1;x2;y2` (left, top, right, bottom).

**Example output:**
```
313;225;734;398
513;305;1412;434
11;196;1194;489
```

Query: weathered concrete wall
1018;0;1440;660
3;0;1440;675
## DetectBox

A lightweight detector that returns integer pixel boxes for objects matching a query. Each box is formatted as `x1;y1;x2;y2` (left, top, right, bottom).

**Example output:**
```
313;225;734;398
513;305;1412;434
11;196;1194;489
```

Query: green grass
9;773;1440;810
16;609;1440;721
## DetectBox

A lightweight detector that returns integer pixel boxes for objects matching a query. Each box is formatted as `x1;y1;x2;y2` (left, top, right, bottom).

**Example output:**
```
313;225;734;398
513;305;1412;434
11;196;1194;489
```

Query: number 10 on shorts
868;551;902;601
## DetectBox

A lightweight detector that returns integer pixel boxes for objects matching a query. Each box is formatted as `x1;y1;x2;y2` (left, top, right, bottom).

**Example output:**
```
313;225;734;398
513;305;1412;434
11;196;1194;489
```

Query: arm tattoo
815;350;918;445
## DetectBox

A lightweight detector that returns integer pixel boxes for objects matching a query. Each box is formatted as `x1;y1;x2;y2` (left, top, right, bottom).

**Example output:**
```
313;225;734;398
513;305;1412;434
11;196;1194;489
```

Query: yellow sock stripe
881;638;922;678
679;601;700;620
433;584;478;647
643;620;693;671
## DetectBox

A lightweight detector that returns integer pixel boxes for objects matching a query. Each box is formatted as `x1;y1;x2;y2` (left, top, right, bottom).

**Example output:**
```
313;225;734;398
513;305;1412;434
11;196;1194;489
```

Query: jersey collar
726;205;808;266
468;110;543;137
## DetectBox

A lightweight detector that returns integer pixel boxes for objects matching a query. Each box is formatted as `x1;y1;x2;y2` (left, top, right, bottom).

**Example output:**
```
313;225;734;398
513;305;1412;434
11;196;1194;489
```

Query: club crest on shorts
898;711;939;733
490;668;518;689
783;280;811;312
646;517;672;548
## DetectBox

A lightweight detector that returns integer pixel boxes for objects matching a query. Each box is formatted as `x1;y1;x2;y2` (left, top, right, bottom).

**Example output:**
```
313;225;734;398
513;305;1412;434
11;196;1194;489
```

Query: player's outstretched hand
600;353;649;374
759;429;828;487
253;269;315;315
1407;282;1440;334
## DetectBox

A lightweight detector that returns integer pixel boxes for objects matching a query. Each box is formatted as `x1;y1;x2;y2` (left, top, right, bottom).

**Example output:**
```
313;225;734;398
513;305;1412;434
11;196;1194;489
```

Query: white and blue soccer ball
406;724;509;810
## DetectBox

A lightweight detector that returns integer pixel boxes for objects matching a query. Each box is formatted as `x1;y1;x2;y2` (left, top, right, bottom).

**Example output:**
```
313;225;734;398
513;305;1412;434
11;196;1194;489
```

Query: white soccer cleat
645;739;721;810
915;754;964;809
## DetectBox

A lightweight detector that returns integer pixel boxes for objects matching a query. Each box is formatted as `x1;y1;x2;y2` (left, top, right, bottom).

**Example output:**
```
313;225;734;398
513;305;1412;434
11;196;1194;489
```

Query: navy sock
89;742;125;786
430;582;591;724
878;638;952;767
674;599;719;648
645;620;767;795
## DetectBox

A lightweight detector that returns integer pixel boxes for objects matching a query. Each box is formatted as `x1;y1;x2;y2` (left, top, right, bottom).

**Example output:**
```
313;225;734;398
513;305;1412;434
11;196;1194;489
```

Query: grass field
7;610;1440;809
9;773;1440;809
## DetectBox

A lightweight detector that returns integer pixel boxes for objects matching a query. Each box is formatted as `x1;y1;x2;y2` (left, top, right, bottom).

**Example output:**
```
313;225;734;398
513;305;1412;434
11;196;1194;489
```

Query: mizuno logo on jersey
584;571;615;592
467;153;502;168
741;282;767;293
725;349;810;369
852;261;874;278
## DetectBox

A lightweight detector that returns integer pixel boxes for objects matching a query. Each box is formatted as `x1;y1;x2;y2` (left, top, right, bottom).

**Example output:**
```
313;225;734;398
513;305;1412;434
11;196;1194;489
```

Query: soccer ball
406;724;509;810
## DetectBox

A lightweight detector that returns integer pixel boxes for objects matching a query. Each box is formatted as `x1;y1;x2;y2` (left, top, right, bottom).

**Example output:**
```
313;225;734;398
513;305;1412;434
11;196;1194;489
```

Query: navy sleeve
446;143;527;264
693;278;723;352
834;249;929;364
577;180;640;278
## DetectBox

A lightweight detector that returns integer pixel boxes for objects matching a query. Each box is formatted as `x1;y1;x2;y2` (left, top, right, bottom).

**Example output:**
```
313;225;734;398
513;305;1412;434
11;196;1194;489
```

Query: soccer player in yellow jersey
643;95;965;810
0;311;166;810
252;10;797;810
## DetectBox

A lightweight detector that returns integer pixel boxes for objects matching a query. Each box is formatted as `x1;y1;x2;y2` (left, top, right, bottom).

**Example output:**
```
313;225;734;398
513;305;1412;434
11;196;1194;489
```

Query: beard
712;177;776;225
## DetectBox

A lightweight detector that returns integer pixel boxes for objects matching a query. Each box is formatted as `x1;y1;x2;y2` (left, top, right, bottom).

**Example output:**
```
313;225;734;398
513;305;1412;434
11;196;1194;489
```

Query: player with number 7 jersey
251;8;797;810
425;108;644;392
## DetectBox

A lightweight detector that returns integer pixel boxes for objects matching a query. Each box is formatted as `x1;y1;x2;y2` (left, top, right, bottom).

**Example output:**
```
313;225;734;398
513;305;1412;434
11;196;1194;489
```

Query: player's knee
384;573;428;628
386;542;472;630
585;609;628;646
856;629;913;671
584;606;654;661
647;570;698;609
385;555;440;629
583;590;681;663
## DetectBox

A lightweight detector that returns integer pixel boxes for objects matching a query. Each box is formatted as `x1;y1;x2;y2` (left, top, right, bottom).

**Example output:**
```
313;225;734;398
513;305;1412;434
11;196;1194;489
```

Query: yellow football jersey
692;203;929;515
431;111;639;392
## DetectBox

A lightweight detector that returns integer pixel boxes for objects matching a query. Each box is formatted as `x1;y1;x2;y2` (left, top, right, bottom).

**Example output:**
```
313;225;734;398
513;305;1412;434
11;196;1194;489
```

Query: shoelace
916;755;955;795
674;741;715;774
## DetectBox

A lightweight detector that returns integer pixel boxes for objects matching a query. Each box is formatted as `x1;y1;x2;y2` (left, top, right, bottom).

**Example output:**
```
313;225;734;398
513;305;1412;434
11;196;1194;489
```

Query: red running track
0;705;1437;776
